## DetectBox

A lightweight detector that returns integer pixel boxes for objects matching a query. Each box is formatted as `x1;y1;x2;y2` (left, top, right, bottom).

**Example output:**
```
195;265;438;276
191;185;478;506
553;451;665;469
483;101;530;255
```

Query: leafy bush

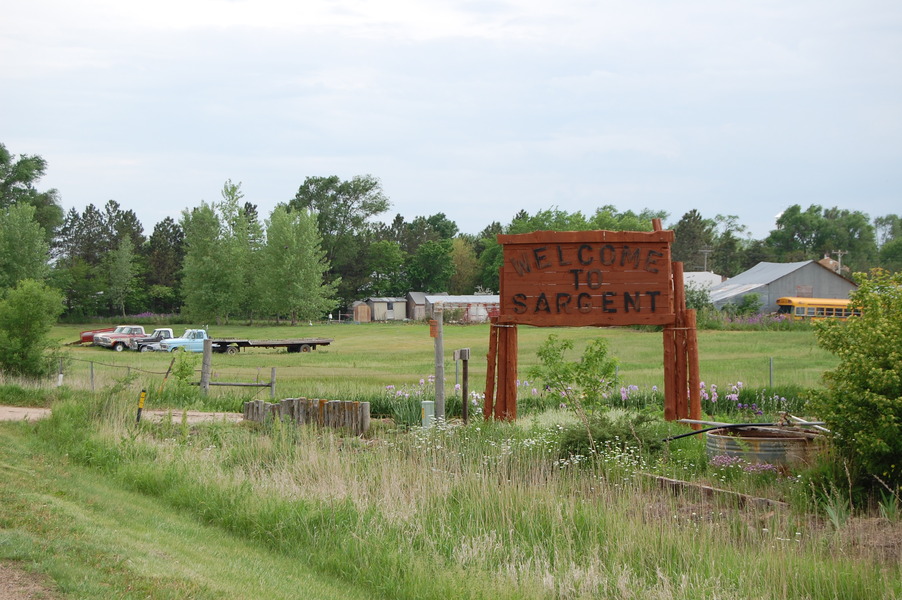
811;268;902;489
720;293;762;317
558;410;664;458
527;334;619;413
0;279;64;378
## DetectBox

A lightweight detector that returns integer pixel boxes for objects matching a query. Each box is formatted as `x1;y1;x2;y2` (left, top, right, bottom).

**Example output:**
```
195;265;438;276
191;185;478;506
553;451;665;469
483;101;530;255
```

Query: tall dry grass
33;391;902;600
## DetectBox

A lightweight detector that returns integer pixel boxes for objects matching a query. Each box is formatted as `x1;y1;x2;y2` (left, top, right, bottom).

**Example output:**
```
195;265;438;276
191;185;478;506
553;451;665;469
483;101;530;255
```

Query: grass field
0;324;898;599
49;322;838;410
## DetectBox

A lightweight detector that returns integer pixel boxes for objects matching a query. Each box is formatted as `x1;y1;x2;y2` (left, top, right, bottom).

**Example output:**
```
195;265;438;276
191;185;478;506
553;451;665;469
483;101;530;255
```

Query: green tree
365;240;408;297
180;202;239;324
0;279;64;378
766;204;877;271
144;217;185;312
289;175;390;304
0;143;64;241
449;237;479;294
218;182;263;321
670;209;715;271
875;214;901;248
0;203;49;291
259;205;338;324
589;205;667;231
407;239;454;292
879;238;902;272
53;202;146;316
107;237;137;317
812;269;902;488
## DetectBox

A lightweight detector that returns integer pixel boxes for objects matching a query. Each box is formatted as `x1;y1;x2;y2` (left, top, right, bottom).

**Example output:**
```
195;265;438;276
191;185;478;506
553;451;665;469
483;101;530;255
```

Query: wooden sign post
484;219;700;423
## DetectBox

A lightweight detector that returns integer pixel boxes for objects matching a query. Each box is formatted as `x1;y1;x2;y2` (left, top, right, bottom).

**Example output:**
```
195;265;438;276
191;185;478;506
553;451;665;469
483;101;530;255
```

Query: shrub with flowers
699;381;808;419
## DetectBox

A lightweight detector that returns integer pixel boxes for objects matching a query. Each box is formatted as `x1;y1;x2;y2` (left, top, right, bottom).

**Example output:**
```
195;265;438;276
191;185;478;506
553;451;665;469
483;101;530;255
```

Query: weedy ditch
21;388;902;600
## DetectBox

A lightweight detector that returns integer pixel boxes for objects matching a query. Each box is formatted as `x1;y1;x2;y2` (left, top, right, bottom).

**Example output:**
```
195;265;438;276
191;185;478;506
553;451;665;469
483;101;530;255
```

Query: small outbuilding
425;295;500;324
366;297;407;321
709;261;857;313
351;301;371;323
407;291;448;321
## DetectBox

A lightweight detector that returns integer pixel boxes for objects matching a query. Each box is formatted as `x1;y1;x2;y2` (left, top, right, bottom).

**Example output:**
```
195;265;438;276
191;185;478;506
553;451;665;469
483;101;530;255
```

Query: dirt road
0;405;243;424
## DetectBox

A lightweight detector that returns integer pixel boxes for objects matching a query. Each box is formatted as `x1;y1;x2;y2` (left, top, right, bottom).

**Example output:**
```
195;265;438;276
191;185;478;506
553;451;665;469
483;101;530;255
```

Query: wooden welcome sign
497;230;676;327
484;220;700;424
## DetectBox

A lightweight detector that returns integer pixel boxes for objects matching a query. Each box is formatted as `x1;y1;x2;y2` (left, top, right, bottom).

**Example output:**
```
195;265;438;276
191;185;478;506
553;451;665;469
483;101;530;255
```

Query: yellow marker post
136;389;147;423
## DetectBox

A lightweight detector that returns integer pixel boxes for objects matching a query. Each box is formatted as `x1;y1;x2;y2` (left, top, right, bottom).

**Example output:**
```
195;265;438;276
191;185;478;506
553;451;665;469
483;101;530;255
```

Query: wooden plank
673;262;688;420
483;316;499;421
663;325;676;421
498;230;674;244
686;309;702;429
505;325;518;420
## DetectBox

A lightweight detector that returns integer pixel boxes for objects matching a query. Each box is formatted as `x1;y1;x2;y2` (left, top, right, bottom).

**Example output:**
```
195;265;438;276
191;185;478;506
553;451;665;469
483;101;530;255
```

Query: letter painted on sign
577;293;592;313
586;270;603;289
602;292;616;313
512;293;527;314
577;244;594;265
556;245;571;266
624;292;639;312
570;269;583;290
621;246;641;269
556;293;572;313
647;290;661;311
535;293;551;313
644;250;663;273
510;253;532;276
533;246;550;270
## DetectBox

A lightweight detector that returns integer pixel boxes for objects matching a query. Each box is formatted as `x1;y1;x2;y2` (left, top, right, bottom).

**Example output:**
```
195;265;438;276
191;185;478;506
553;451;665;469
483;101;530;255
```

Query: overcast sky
3;0;900;240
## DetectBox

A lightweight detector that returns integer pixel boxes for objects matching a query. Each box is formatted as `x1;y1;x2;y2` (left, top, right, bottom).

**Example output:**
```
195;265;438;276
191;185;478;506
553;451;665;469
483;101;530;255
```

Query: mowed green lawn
51;322;837;402
0;424;377;600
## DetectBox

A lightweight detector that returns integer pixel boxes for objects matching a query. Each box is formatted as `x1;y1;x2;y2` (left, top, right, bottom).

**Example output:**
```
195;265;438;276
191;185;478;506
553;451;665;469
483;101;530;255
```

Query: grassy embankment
0;324;899;598
0;389;899;599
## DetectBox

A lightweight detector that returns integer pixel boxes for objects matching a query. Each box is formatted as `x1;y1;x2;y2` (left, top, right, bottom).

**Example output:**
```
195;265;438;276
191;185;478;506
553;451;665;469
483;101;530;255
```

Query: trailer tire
300;344;312;352
225;345;239;355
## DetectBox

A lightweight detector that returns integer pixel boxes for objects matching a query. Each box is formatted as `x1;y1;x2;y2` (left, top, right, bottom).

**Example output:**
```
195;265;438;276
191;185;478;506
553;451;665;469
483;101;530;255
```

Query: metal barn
709;261;857;313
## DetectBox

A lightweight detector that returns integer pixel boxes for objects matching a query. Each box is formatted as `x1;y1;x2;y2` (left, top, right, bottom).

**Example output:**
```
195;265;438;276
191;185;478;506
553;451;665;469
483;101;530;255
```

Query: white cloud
2;0;900;241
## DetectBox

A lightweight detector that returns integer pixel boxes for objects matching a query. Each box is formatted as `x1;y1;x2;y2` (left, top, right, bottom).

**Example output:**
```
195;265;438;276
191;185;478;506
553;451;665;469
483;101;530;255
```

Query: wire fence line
58;357;277;398
66;357;170;376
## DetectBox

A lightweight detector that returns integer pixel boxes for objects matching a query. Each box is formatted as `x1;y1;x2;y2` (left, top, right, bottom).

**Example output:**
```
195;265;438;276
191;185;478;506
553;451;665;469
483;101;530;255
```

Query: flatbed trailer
209;337;333;354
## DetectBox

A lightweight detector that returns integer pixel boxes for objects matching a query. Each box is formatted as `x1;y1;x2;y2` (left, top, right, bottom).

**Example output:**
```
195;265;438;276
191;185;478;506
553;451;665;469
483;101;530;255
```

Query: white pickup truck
128;328;175;352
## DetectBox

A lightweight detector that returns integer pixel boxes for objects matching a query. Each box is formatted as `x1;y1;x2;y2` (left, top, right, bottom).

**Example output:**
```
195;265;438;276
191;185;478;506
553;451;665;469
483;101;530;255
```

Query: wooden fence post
433;305;445;420
200;339;212;395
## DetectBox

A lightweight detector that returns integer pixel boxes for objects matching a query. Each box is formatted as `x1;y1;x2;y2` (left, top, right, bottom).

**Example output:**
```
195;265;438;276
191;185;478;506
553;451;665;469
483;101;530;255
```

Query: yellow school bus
776;297;857;320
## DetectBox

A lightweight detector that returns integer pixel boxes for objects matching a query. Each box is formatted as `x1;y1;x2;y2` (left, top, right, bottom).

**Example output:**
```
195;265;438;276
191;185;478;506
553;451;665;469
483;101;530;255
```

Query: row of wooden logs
242;398;371;435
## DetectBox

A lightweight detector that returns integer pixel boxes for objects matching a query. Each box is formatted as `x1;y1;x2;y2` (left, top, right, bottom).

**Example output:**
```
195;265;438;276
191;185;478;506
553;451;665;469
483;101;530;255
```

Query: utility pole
832;250;848;273
698;246;713;272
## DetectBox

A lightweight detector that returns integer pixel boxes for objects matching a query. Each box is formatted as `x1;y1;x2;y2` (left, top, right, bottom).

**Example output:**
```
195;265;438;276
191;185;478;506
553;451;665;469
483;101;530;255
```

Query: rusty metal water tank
706;427;825;467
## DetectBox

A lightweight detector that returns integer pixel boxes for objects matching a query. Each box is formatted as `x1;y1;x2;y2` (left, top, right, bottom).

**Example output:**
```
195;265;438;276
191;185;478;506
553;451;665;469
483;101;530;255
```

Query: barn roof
425;295;500;304
709;261;811;303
